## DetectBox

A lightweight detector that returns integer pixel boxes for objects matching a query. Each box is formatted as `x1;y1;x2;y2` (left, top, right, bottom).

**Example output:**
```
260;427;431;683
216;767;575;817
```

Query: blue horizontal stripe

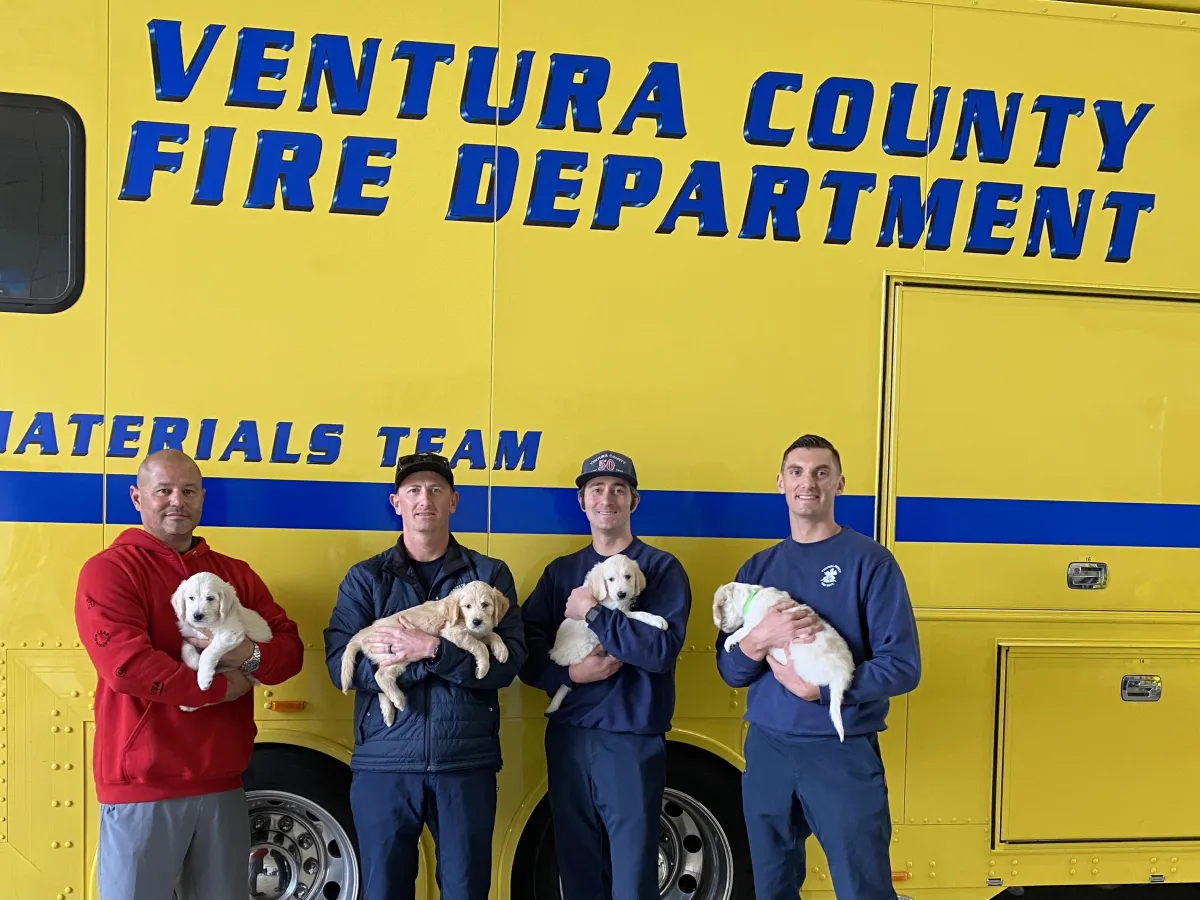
5;470;1199;548
0;471;102;524
896;496;1200;549
1;469;869;540
491;486;875;540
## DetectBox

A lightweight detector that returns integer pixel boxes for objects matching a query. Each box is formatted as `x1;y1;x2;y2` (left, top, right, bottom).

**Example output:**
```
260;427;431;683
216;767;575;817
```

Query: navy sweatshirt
715;526;921;740
519;537;691;735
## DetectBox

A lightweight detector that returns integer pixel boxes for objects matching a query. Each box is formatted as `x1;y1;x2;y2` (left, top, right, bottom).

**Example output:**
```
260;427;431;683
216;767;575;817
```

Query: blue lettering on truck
115;19;1157;263
0;410;541;471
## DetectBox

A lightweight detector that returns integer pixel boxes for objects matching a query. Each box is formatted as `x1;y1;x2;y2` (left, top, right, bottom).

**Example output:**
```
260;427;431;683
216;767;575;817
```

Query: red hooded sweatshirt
74;527;304;804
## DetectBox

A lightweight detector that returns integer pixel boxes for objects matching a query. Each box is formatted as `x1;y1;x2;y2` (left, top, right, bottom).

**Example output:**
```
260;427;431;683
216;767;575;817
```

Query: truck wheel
513;746;752;900
242;745;360;900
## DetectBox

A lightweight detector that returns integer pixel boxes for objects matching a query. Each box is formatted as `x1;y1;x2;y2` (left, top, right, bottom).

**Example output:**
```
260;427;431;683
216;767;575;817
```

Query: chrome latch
1067;561;1107;589
1121;674;1161;702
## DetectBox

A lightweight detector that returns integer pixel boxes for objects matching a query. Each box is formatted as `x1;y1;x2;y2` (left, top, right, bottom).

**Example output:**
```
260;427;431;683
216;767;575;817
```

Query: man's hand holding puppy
562;586;623;683
364;619;440;666
185;630;256;670
738;600;824;661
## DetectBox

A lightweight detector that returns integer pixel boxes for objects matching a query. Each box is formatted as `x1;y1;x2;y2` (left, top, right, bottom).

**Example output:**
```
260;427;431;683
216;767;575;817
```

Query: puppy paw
198;672;213;690
493;642;509;664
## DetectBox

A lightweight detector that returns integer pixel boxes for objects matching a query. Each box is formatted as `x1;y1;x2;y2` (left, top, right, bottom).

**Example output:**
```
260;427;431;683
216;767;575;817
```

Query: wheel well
247;741;352;782
509;738;744;891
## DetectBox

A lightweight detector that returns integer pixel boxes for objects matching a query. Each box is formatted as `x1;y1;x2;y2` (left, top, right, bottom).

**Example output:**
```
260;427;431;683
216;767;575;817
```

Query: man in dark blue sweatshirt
716;434;921;900
519;450;692;900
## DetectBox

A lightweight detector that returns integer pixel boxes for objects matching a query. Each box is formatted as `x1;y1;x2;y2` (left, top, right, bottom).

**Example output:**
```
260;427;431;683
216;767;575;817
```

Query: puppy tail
828;680;847;743
545;684;569;715
340;638;362;694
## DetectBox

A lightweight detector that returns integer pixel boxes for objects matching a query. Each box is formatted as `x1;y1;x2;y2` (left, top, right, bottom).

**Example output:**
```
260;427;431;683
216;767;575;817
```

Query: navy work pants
349;768;496;900
741;723;897;900
545;722;666;900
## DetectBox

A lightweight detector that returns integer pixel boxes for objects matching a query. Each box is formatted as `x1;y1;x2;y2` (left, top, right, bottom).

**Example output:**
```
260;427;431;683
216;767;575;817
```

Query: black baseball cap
394;452;454;489
575;450;638;490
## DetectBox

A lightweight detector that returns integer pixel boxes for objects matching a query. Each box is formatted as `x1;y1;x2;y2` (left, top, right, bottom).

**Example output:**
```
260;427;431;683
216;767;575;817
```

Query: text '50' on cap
576;450;637;490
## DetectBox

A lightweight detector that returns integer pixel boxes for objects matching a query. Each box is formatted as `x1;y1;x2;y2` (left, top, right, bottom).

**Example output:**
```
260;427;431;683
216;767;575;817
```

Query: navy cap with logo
575;450;638;490
394;452;455;489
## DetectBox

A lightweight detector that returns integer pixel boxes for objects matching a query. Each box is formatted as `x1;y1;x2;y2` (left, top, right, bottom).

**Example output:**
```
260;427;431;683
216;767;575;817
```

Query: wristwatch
584;605;601;624
240;642;262;675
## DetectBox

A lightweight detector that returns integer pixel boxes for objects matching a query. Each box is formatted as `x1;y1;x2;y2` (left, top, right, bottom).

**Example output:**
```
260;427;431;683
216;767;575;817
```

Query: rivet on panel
1071;870;1077;876
1151;858;1158;863
1093;859;1099;864
64;840;73;848
263;690;273;698
38;641;43;647
57;895;64;900
51;709;60;716
50;764;59;770
56;642;62;648
1172;868;1178;874
51;841;60;849
1012;870;1018;877
64;800;73;807
64;726;73;734
65;889;73;895
70;691;78;698
19;643;25;648
50;726;59;733
64;763;73;770
51;801;59;807
1093;869;1099;875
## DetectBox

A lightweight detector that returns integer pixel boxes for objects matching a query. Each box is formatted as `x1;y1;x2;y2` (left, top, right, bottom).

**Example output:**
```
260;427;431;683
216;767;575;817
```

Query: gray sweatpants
98;788;250;900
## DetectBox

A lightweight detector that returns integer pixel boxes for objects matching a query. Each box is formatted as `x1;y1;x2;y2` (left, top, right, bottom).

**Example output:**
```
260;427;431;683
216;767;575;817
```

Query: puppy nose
617;591;627;600
191;611;204;621
471;618;483;628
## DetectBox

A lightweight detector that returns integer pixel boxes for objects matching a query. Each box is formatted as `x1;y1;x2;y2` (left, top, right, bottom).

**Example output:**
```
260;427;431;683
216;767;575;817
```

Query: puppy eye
624;575;631;580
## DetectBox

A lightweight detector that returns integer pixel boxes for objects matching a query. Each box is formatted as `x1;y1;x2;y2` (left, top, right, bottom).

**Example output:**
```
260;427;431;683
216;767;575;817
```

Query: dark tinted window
0;93;84;313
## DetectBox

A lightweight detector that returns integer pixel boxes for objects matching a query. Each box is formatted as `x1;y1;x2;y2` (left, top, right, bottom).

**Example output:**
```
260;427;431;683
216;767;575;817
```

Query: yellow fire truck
1;1;1198;898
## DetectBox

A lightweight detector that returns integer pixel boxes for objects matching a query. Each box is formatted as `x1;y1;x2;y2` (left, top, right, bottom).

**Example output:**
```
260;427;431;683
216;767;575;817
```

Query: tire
241;744;361;900
512;743;753;900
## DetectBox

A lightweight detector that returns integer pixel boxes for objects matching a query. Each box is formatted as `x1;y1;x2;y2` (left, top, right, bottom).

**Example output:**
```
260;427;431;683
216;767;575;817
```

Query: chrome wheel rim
246;790;358;900
658;787;733;900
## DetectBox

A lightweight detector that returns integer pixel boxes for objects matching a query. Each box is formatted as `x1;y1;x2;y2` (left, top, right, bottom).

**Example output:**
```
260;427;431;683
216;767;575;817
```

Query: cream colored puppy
544;553;665;714
339;580;510;726
713;582;855;741
173;571;273;712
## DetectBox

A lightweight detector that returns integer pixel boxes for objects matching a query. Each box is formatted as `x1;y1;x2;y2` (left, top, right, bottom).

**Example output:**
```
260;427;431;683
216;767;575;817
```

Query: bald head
137;449;202;486
131;450;205;552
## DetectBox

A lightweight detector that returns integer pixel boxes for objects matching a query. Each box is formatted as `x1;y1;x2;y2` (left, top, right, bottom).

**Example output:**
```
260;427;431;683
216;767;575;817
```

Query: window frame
0;91;86;315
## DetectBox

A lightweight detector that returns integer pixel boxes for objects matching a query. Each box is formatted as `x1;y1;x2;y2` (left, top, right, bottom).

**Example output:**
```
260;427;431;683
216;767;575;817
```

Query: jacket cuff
818;684;831;706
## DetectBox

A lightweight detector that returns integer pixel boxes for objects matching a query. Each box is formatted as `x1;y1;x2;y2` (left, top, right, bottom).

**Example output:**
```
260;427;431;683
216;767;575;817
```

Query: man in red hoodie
74;449;304;900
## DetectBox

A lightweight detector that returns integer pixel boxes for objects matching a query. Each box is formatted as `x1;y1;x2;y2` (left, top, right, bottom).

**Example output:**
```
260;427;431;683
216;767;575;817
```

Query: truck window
0;93;84;313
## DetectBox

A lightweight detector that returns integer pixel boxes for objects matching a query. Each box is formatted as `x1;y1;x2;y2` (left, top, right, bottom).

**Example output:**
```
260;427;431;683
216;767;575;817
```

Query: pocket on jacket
121;705;252;785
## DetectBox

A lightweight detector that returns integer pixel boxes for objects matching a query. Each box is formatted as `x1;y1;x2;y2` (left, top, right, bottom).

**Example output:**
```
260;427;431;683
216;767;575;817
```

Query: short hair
780;434;841;472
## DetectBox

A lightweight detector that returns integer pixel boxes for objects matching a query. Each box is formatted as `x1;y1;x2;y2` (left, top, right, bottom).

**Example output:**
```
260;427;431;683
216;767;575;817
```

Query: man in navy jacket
716;434;921;900
323;452;527;900
519;450;692;900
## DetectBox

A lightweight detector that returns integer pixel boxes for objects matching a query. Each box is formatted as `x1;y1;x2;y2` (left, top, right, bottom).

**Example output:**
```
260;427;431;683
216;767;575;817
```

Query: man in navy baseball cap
520;448;691;900
575;450;638;491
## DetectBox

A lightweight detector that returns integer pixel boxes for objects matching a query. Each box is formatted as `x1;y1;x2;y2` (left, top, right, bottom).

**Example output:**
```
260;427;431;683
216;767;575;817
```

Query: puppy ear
170;580;188;620
444;588;464;626
491;587;510;622
585;564;606;602
711;584;728;628
218;582;235;620
633;563;646;597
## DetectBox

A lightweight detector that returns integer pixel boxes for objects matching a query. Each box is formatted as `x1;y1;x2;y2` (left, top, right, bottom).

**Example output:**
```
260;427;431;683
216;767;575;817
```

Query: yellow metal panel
492;0;933;494
926;5;1197;288
105;0;500;486
999;645;1200;842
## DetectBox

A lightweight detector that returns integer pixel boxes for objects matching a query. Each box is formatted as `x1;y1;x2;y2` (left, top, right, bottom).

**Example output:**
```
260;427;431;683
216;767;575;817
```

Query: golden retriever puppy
544;553;665;714
713;582;855;741
339;580;510;726
172;571;273;712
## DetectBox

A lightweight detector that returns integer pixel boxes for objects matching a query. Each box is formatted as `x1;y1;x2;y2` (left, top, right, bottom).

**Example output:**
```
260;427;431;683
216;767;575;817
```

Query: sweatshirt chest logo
820;565;841;587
